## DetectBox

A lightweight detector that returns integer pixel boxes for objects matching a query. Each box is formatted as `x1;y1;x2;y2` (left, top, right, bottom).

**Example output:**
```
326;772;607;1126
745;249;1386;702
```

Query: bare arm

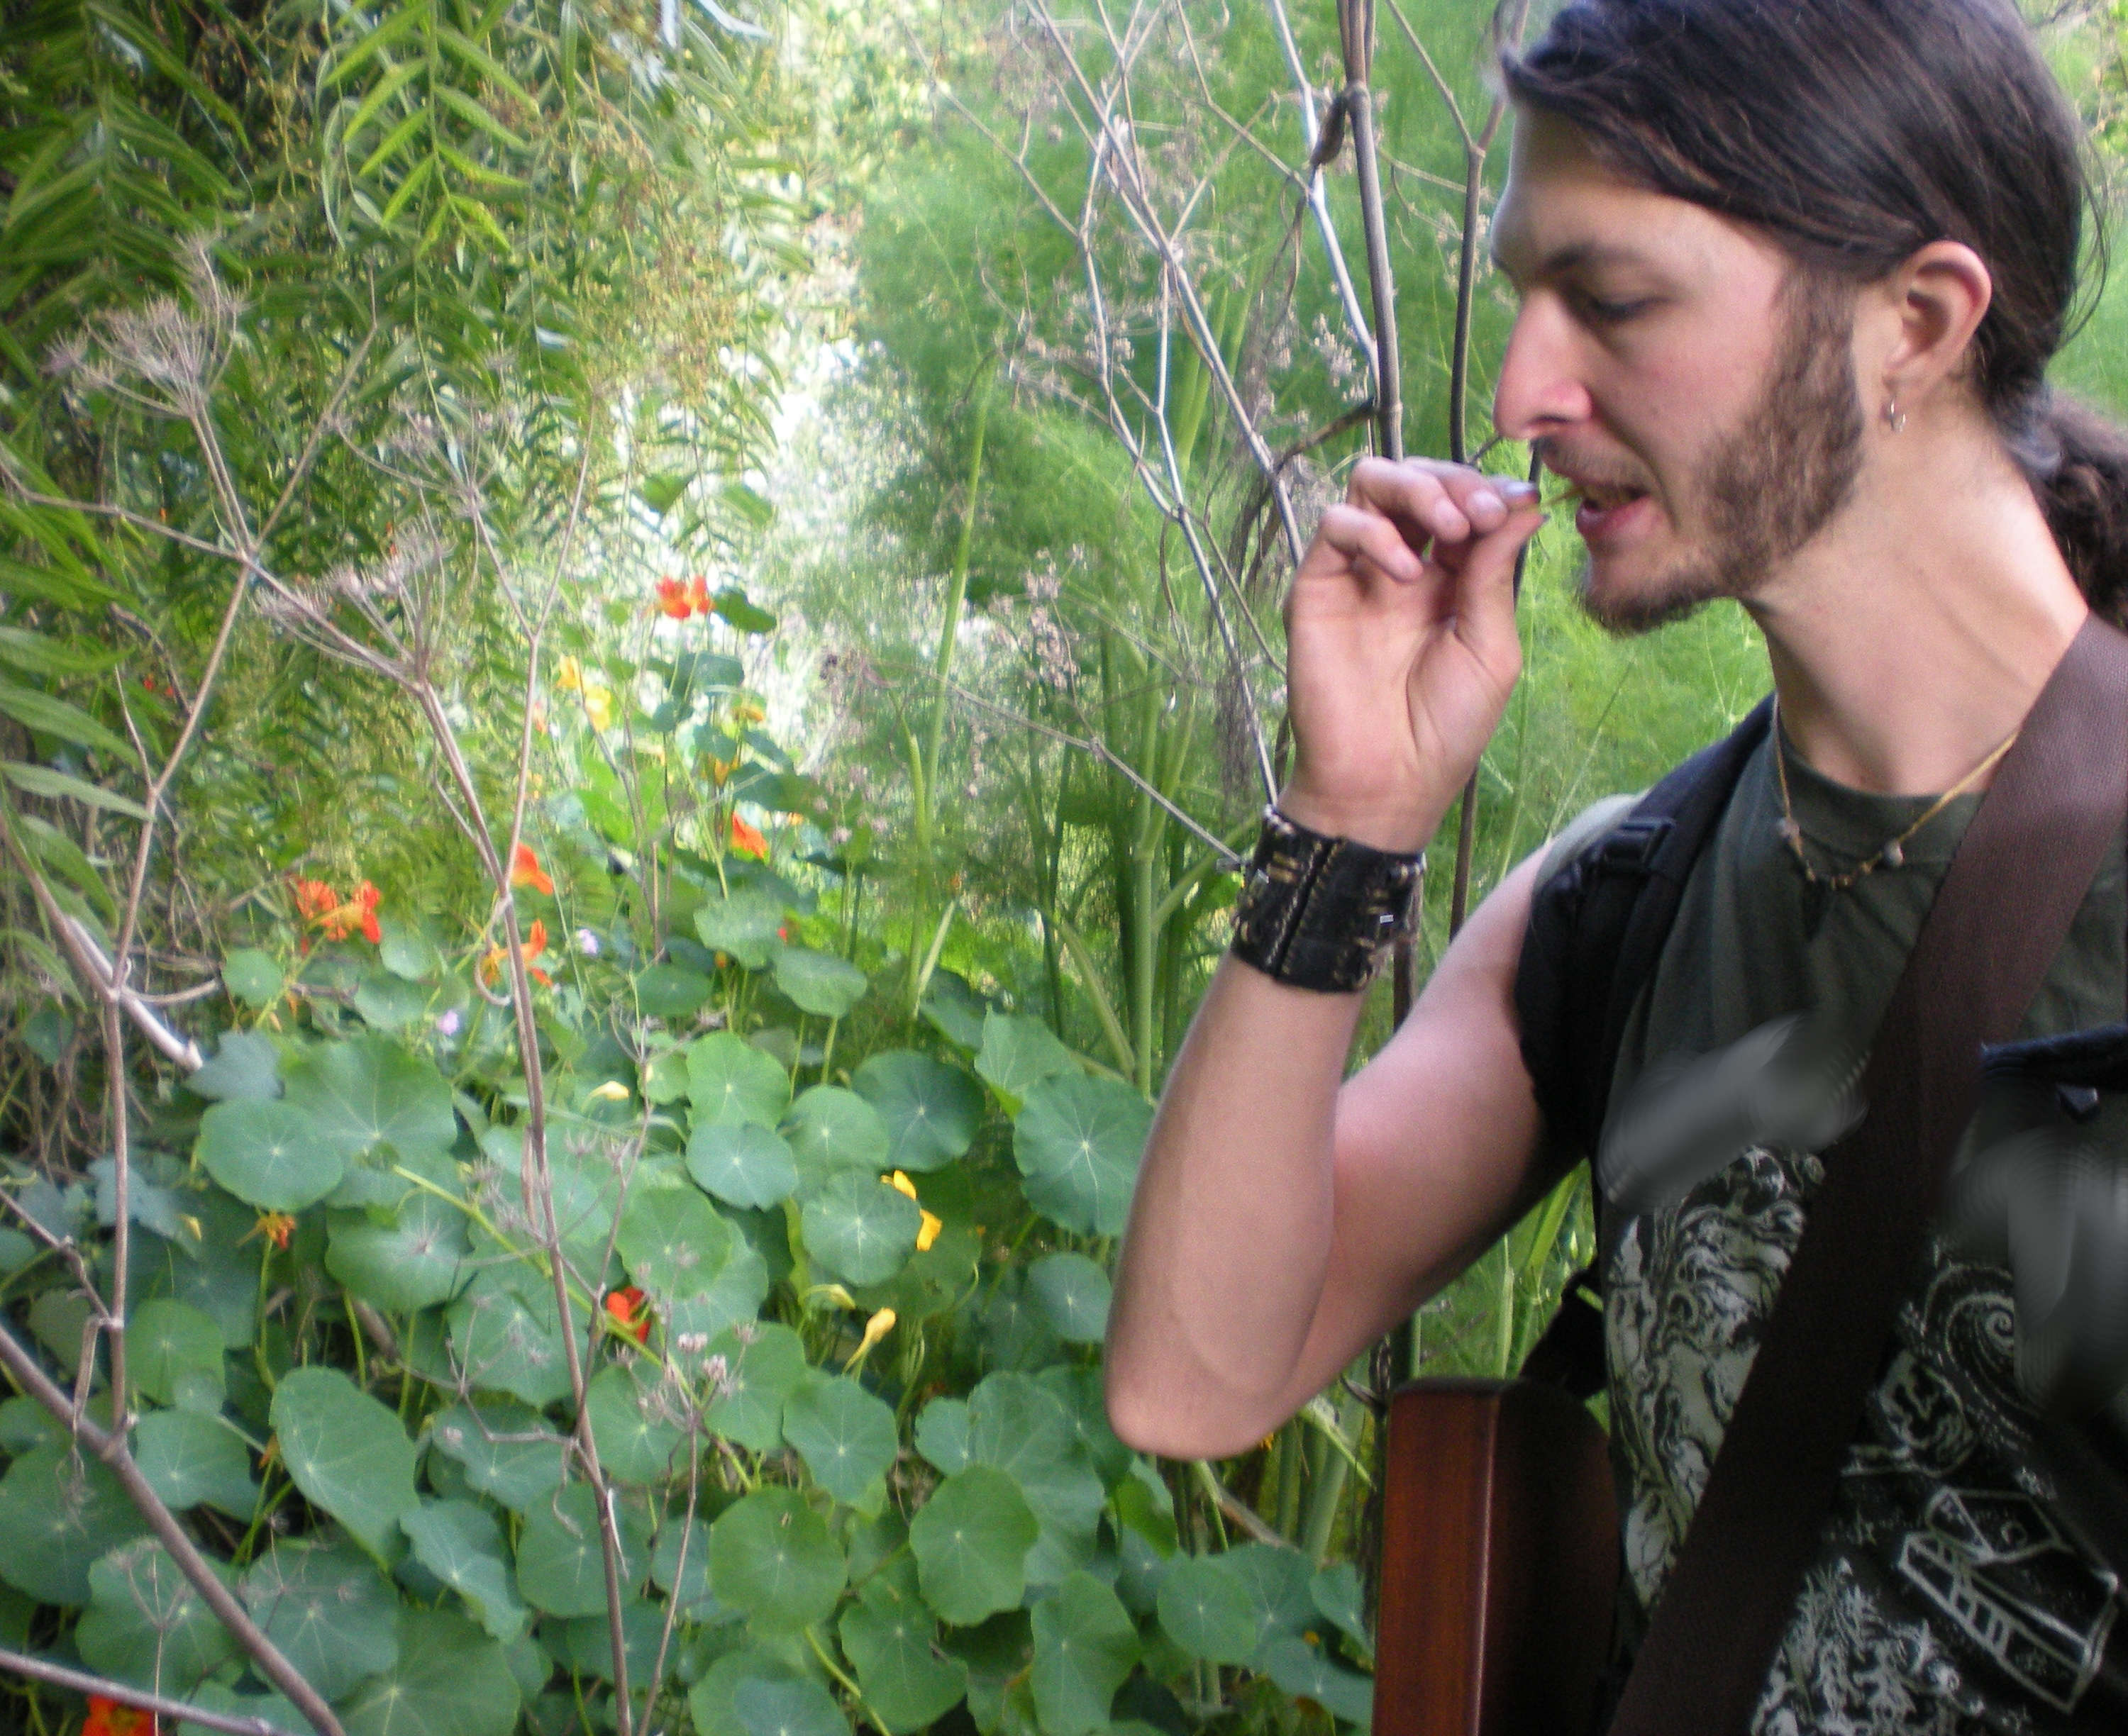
1104;455;1549;1460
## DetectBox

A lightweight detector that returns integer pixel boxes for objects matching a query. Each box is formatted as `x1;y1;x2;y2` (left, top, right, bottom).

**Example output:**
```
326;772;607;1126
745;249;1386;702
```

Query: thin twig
0;1648;301;1736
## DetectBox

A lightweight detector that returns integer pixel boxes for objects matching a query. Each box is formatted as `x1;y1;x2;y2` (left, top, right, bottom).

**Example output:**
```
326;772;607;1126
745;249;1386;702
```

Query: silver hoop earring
1883;396;1907;435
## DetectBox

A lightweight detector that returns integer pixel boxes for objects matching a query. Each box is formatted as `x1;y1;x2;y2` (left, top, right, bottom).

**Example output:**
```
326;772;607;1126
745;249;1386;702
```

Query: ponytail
2012;389;2128;629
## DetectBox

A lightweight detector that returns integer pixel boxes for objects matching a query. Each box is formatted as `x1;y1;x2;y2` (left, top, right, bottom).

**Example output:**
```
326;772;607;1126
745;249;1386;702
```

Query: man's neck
1747;418;2088;796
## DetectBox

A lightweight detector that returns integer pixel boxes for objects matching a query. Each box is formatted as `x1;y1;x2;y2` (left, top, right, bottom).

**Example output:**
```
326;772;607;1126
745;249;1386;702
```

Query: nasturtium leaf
427;1401;567;1513
222;949;284;1009
702;1320;808;1452
551;1600;670;1684
242;1536;401;1701
1258;1632;1374;1726
708;1488;845;1630
696;890;785;970
356;967;431;1029
839;1574;970;1732
77;1538;239;1694
800;1169;921;1286
0;1442;149;1603
134;1409;257;1520
177;1684;305;1736
402;1498;528;1642
326;1189;469;1313
514;1484;650;1618
636;962;712;1020
780;1374;898;1506
909;1465;1038;1626
851;1052;982;1172
1312;1560;1370;1657
914;1397;971;1475
664;1237;771;1345
129;1297;226;1413
195;1098;343;1212
1026;1253;1112;1345
1219;1541;1319;1659
585;1362;682;1484
975;1012;1077;1107
1037;1365;1133;1489
339;1606;522;1736
650;1512;724;1620
688;1030;792;1127
447;1268;577;1408
714;587;778;633
644;1048;691;1104
379;919;442;981
138;1187;263;1349
919;971;992;1051
615;1183;733;1298
1013;1073;1151;1238
688;1650;811;1736
965;1374;1106;1586
687;1119;799;1209
187;1030;282;1101
783;1086;890;1179
1156;1553;1259;1665
736;1677;850;1736
1031;1571;1140;1736
270;1367;421;1561
772;947;868;1018
282;1034;455;1159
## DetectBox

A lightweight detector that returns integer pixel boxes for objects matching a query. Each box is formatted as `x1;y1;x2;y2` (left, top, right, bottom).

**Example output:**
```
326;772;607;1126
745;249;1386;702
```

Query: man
1104;0;2128;1727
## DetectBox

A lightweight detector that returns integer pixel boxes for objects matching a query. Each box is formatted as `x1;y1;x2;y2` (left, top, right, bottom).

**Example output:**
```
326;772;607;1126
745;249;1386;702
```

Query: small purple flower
575;927;602;957
436;1008;463;1038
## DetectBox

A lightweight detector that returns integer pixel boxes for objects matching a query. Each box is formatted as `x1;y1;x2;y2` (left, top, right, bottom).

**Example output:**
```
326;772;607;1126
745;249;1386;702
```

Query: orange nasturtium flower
480;918;553;989
729;815;768;860
243;1211;297;1251
509;842;554;896
604;1285;651;1345
687;574;711;616
84;1696;156;1736
294;877;382;945
655;577;693;620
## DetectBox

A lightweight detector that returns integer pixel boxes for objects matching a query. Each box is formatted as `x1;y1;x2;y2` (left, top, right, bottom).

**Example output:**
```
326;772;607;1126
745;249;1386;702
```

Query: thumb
1450;505;1542;673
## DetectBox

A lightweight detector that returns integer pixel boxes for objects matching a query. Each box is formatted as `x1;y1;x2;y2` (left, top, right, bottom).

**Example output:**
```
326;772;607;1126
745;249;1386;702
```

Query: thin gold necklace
1771;701;2019;893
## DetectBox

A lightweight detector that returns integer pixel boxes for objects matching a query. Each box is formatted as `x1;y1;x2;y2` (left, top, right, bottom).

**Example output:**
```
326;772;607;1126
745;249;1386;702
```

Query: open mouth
1568;479;1652;540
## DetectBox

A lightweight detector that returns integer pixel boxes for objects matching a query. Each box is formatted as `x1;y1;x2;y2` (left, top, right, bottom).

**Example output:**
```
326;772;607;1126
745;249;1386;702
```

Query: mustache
1530;438;1651;496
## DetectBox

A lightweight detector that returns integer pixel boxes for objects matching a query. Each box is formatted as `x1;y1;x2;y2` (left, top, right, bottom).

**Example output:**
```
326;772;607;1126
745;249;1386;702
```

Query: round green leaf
696;890;785;970
781;1374;898;1506
637;962;711;1019
688;1650;808;1736
1026;1253;1112;1345
185;1030;283;1102
326;1191;469;1313
222;949;284;1009
514;1483;650;1618
687;1120;799;1208
339;1606;522;1736
708;1488;846;1629
196;1098;343;1212
1156;1553;1259;1665
77;1538;239;1694
447;1269;577;1408
975;1012;1077;1106
282;1034;455;1159
240;1537;400;1701
550;1599;669;1684
270;1366;420;1561
840;1575;969;1732
913;1398;971;1476
688;1031;792;1127
615;1183;733;1298
801;1170;921;1286
355;970;430;1029
0;1442;150;1603
402;1498;528;1642
427;1401;567;1513
1013;1073;1151;1237
651;1512;724;1620
772;947;868;1018
134;1410;258;1519
964;1373;1106;1586
379;919;442;981
736;1677;850;1736
1258;1632;1374;1725
910;1464;1038;1626
177;1685;304;1736
851;1051;982;1172
665;1237;772;1346
702;1321;809;1452
784;1086;890;1180
130;1297;226;1412
585;1362;682;1484
1030;1571;1139;1736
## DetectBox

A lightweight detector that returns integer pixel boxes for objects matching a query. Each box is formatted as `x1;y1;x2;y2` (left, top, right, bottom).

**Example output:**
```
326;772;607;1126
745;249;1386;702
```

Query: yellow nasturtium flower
582;684;616;731
885;1170;944;1252
846;1306;897;1372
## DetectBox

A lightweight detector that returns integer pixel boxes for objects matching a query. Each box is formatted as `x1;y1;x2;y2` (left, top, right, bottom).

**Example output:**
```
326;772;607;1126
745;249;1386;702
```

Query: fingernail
1498;479;1539;503
1470;489;1503;516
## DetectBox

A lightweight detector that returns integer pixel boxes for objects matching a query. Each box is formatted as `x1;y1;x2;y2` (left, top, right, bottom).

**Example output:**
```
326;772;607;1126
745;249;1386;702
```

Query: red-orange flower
480;918;553;989
604;1285;651;1345
243;1211;297;1250
294;878;382;945
84;1696;156;1736
655;577;693;620
293;878;338;925
687;574;711;616
730;815;768;859
509;842;554;896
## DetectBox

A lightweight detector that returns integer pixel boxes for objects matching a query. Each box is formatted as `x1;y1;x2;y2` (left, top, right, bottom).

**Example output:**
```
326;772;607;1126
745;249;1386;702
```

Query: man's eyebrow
1490;238;1655;283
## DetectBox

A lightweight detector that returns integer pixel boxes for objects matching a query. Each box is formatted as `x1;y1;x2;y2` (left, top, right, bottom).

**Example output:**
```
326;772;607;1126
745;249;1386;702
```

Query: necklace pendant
1880;838;1905;871
1777;816;1803;848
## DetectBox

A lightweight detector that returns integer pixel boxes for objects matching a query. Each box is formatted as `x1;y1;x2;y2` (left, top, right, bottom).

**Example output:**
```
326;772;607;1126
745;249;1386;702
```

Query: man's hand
1280;458;1543;852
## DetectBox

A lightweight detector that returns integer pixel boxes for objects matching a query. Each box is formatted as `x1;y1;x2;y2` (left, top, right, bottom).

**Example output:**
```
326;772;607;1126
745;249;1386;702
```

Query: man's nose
1492;299;1594;443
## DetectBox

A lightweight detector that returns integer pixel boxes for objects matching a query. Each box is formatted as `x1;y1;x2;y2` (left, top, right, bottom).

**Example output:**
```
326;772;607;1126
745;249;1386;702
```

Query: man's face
1490;111;1866;633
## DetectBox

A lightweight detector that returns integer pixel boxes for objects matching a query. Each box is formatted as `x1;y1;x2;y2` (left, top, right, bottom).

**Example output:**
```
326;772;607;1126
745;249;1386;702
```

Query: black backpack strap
1513;697;1773;1391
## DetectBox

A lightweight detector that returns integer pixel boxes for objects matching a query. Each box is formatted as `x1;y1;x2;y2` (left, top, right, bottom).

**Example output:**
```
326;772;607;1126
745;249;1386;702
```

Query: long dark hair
1500;0;2128;622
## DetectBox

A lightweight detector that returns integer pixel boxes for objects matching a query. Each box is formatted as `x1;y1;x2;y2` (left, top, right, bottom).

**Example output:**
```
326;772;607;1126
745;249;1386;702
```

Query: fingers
1347;456;1538;549
1449;498;1544;672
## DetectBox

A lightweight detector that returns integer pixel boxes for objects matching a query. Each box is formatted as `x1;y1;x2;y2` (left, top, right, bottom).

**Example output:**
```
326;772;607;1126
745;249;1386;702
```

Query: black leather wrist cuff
1229;808;1422;993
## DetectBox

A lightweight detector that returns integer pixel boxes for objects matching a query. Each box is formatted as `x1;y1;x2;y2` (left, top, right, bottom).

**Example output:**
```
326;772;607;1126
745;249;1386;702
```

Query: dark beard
1562;277;1867;636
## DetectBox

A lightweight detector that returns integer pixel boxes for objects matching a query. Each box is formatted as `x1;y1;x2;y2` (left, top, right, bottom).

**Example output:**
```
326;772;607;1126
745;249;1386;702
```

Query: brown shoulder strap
1609;613;2128;1736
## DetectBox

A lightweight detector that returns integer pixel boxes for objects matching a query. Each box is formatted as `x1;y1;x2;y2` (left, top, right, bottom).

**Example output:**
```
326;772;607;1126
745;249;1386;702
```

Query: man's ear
1875;239;1993;416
